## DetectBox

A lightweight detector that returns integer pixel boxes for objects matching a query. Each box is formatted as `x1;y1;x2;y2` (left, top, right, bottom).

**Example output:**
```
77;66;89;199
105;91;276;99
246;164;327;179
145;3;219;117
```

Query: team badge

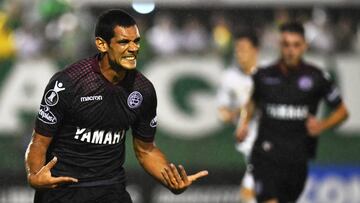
298;76;313;91
127;91;143;109
38;105;57;124
150;115;157;128
44;81;65;106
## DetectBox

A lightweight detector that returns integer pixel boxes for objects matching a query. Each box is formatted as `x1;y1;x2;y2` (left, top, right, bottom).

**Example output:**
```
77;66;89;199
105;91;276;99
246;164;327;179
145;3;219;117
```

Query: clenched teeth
124;56;136;60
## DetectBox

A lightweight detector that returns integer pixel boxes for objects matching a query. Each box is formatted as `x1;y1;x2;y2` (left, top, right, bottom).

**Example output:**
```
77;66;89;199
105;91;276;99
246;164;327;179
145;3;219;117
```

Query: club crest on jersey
127;91;143;109
150;115;157;128
44;81;65;106
38;104;57;124
298;76;313;91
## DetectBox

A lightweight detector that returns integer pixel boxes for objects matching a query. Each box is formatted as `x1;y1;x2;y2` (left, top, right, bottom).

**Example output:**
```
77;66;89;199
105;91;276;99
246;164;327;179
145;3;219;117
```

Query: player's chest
258;73;321;103
69;86;141;129
230;78;252;97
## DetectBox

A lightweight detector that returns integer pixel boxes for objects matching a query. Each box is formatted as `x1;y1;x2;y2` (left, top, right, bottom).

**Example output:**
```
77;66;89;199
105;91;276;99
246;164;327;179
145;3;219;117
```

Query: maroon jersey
251;60;342;163
35;54;157;187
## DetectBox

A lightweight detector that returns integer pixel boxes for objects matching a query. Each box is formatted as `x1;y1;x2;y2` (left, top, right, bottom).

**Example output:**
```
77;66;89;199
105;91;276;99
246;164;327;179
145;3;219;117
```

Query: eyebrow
117;37;141;44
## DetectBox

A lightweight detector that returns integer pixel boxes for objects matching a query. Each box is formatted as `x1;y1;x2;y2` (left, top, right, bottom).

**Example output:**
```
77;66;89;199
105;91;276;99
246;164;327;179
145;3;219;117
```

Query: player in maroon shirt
237;22;349;203
25;9;208;203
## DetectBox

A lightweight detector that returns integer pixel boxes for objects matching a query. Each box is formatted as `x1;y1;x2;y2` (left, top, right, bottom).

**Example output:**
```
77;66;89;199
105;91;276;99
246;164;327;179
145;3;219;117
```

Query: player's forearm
25;142;47;177
218;107;239;124
238;100;255;126
135;144;169;184
25;132;50;178
321;102;349;131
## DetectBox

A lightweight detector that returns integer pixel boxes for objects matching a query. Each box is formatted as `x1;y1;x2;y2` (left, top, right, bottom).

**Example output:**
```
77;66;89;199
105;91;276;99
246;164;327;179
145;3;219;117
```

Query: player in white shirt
217;30;259;203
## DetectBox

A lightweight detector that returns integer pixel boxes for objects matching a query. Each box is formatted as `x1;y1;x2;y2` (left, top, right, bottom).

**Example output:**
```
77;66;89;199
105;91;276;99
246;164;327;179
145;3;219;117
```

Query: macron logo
80;95;103;102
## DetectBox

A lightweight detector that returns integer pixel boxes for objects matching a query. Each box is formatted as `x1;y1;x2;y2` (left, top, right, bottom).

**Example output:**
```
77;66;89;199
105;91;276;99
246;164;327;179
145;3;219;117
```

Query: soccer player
217;30;259;203
236;22;349;203
25;10;208;203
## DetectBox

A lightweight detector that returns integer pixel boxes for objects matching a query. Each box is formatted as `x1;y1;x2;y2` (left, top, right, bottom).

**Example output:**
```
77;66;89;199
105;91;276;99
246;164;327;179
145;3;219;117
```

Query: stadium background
0;0;359;202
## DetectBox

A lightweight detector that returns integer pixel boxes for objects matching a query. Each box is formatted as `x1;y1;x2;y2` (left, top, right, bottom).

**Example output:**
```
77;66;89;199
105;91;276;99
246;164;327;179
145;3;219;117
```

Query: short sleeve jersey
251;61;342;163
34;54;157;187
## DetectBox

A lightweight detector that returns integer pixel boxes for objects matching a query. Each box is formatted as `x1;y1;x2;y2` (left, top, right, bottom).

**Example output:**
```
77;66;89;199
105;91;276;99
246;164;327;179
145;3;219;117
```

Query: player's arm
307;102;349;136
235;99;255;142
307;71;349;136
25;132;78;189
133;137;208;194
218;107;239;124
235;72;258;142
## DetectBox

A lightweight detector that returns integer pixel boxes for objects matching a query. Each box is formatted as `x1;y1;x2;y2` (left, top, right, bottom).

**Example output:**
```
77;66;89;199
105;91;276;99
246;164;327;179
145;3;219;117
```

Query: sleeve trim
34;127;54;137
132;133;155;142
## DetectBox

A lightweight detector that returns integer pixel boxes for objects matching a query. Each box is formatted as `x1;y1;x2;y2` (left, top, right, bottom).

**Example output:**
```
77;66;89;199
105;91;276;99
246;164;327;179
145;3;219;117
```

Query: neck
241;58;257;75
99;54;127;84
284;62;301;71
279;59;302;75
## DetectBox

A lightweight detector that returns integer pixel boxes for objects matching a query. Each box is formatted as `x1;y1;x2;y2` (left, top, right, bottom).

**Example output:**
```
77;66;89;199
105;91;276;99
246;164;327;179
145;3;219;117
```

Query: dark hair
95;9;137;43
280;22;305;37
233;29;259;48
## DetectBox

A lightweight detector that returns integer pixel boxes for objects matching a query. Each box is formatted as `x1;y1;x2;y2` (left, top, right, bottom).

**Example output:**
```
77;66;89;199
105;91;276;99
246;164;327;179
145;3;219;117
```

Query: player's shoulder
222;65;249;79
302;61;330;79
46;69;72;88
223;65;239;74
62;55;98;82
302;61;322;73
254;62;278;77
132;70;156;96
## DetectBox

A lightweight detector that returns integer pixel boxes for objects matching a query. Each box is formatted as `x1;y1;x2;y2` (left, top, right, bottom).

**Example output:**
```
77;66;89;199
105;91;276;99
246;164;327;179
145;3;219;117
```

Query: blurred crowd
0;0;359;67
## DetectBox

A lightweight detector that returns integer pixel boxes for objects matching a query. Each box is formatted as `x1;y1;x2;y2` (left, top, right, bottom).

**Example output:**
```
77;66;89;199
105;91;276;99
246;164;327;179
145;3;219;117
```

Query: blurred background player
217;29;259;203
237;22;349;203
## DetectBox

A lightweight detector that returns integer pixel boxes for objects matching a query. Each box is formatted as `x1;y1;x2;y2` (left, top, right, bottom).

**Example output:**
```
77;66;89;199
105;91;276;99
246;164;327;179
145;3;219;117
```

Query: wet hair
280;22;305;37
95;9;137;43
233;29;259;48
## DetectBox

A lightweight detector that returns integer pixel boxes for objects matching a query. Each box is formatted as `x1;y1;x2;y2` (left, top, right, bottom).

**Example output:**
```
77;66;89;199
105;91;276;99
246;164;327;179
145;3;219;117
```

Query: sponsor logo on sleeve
150;115;157;128
127;91;143;109
44;81;65;106
327;87;340;102
38;104;57;124
323;70;331;81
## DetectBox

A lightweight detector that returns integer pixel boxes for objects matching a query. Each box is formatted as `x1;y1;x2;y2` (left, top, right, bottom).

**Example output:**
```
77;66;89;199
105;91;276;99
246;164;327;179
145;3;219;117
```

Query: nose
128;42;139;52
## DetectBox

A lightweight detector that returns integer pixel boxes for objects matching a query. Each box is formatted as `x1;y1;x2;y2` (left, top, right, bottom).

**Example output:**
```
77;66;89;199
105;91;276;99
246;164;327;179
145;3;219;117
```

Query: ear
95;37;109;53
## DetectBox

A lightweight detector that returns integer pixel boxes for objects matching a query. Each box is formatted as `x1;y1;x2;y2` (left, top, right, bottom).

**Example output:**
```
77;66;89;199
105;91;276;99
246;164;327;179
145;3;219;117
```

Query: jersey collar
92;53;102;74
277;58;305;76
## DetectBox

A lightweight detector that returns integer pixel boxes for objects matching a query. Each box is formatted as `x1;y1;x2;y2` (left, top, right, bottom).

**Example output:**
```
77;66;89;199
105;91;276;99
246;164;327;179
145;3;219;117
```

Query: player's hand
28;157;78;189
306;115;325;137
236;123;249;142
161;163;208;194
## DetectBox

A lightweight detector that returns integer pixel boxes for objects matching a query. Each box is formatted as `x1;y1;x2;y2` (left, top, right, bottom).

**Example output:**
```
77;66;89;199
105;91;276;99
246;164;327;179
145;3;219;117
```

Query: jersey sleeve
131;85;157;142
34;72;72;137
216;72;233;108
319;71;343;108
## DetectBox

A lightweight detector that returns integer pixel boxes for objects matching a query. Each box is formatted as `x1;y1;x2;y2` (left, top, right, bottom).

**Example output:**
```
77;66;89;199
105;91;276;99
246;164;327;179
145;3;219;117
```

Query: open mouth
123;55;136;60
